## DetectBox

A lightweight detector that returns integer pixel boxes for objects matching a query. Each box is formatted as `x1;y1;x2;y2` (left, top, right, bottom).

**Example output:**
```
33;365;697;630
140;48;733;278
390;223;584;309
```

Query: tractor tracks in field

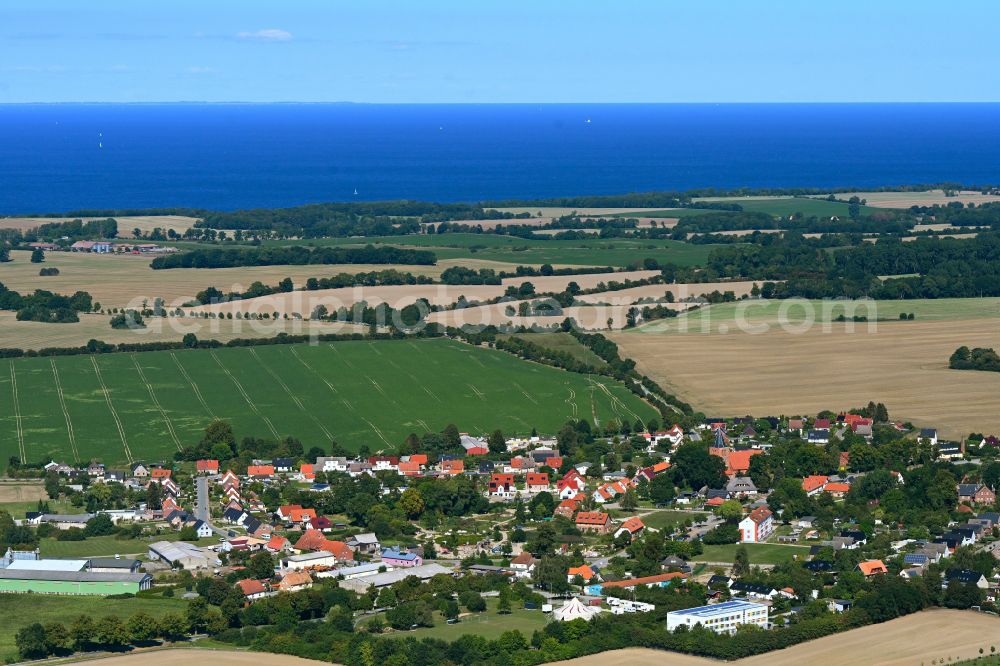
171;353;216;419
131;355;181;451
49;359;79;462
249;348;334;442
91;356;133;463
9;362;25;463
211;351;279;439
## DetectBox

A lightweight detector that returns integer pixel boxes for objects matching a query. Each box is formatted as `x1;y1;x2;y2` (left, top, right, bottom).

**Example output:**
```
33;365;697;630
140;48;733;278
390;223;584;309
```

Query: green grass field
627;197;880;219
265;233;716;268
640;510;708;531
0;594;188;661
39;534;220;558
632;297;1000;334
0;339;657;468
374;597;550;641
692;542;808;565
497;332;608;368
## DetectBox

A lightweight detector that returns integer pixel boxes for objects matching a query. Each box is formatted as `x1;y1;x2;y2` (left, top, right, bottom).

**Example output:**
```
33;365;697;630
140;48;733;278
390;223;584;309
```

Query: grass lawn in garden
641;510;708;531
374;598;551;641
692;543;808;565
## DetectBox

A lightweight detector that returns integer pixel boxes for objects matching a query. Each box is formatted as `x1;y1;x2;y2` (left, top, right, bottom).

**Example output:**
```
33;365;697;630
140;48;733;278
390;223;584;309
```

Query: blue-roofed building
666;599;769;634
381;548;422;568
903;553;929;567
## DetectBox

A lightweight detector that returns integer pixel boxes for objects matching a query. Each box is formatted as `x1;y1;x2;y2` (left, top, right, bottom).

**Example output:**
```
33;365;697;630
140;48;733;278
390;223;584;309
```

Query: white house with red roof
739;507;774;543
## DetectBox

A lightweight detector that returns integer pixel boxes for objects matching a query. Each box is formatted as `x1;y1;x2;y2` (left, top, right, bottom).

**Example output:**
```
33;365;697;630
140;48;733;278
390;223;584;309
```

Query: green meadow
633;297;1000;334
0;339;657;468
265;233;717;267
629;197;880;219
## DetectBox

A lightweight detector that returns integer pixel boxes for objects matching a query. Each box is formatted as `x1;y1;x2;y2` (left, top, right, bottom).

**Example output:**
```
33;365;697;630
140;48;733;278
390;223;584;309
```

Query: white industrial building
147;541;218;570
666;599;769;635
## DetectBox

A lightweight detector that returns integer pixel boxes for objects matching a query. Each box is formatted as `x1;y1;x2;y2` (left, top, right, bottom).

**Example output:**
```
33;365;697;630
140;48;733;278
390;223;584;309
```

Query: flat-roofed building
666;599;769;635
0;569;152;596
338;563;454;593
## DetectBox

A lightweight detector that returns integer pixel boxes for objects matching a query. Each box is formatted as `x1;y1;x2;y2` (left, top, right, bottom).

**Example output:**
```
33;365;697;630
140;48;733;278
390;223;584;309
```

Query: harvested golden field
187;284;506;316
0;215;200;236
613;317;1000;439
0;312;363;350
0;481;47;504
578;281;762;305
0;250;516;308
427;302;649;330
835;189;1000;208
553;609;1000;666
185;272;661;317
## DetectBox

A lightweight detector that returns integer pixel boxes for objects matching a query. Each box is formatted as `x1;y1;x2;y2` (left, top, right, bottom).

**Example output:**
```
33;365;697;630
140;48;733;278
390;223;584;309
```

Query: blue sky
2;0;998;103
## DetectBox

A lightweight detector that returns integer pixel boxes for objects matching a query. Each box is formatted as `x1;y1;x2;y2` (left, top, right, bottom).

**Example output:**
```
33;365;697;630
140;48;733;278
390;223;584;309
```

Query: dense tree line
150;245;437;269
193;201;528;237
22;217;118;242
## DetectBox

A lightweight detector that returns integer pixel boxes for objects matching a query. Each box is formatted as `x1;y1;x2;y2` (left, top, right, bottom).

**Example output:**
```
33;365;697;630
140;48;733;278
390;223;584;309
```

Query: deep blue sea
1;103;998;213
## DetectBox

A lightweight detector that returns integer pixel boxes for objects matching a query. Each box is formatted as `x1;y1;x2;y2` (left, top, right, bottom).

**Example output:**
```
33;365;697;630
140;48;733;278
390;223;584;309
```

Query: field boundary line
91;356;134;463
49;359;79;462
249;348;335;441
210;351;279;439
171;353;216;419
9;362;26;463
131;355;182;451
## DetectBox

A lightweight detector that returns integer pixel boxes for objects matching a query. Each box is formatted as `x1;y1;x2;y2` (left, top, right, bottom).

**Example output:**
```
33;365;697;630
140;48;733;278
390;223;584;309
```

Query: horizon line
3;100;1000;106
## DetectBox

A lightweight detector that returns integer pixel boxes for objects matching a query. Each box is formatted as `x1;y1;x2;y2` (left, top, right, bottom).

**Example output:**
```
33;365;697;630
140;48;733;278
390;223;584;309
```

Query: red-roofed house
557;470;586;499
439;459;464;476
614;516;646;540
526;472;549;492
248;465;275;478
544;456;564;470
221;470;240;487
277;505;317;524
575;511;611;534
488;473;516;498
555;497;580;519
408;454;428;465
368;456;399;472
567;564;597;583
857;560;888;577
236;578;270;602
151;468;172;480
739;507;774;543
295;530;354;562
299;464;315;481
398;460;422;476
814;418;831;430
278;571;313;593
309;515;332;532
824;482;851;498
802;475;829;496
196;459;219;474
266;535;292;553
